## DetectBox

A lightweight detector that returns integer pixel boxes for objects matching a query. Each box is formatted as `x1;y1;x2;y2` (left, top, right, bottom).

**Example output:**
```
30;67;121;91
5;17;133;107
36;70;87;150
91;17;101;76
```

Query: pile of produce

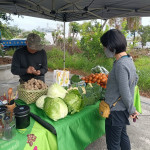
78;83;105;107
34;66;108;121
36;83;69;121
23;78;47;90
81;73;108;89
35;82;105;121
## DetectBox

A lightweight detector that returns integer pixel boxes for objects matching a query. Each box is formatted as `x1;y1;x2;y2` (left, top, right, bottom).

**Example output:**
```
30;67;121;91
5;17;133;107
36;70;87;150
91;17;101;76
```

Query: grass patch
5;48;16;56
46;48;113;74
134;56;150;93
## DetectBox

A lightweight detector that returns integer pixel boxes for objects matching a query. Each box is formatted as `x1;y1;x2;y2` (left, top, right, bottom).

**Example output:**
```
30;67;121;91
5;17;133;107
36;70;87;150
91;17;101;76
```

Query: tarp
1;0;150;22
15;100;105;150
0;117;57;150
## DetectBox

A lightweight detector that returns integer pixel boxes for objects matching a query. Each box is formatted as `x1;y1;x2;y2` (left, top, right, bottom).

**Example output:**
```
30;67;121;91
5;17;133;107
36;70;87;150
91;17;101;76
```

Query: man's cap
27;33;43;51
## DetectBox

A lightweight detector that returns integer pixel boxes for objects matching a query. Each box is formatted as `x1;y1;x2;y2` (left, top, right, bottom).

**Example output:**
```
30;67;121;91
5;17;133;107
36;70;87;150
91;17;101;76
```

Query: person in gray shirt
100;29;139;150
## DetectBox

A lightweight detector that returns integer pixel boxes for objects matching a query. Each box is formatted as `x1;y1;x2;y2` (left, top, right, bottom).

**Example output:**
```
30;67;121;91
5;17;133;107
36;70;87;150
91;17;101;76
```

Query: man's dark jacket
11;46;48;82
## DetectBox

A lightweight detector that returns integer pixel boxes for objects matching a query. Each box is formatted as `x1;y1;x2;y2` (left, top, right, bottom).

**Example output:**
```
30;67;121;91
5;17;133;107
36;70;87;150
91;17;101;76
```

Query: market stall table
0;101;105;150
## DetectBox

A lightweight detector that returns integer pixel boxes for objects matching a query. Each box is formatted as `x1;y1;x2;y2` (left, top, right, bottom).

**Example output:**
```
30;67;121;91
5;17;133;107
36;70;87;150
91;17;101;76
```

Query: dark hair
100;29;127;54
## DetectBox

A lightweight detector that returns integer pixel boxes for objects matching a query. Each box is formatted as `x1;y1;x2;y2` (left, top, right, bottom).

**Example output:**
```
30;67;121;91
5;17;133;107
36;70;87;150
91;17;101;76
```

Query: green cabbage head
63;90;82;114
43;97;68;121
47;83;67;99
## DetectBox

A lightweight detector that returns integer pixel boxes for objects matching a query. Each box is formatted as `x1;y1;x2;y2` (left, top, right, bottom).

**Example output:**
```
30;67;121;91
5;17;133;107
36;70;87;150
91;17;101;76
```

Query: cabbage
63;90;82;114
36;95;47;109
47;83;67;99
43;97;68;121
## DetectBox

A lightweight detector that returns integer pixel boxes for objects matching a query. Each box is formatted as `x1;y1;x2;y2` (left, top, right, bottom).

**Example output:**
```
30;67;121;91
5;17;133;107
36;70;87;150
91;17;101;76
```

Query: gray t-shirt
105;55;138;115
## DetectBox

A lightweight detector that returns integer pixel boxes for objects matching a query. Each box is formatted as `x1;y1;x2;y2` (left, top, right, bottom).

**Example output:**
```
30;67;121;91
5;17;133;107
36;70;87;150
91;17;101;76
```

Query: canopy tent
1;0;150;22
1;0;150;68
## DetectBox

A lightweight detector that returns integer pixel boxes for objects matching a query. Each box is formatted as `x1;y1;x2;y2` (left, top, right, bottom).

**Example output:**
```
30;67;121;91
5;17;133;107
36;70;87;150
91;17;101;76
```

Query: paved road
0;71;150;150
86;96;150;150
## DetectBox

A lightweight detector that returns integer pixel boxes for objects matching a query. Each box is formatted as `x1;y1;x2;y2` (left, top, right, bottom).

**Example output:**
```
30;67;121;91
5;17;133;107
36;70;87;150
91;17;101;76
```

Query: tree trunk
133;31;136;46
72;32;75;52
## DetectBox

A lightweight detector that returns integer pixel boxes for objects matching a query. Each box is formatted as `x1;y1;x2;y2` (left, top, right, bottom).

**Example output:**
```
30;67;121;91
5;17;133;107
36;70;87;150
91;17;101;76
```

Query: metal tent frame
1;0;150;22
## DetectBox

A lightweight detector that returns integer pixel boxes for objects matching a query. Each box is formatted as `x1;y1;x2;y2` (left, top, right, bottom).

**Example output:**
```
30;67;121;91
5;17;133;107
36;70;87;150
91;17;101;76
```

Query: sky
8;15;150;31
5;15;150;43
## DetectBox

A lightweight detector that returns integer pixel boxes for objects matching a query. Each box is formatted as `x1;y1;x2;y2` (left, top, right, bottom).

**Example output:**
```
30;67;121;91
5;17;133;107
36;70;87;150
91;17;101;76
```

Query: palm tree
126;17;141;46
108;17;141;46
69;22;80;51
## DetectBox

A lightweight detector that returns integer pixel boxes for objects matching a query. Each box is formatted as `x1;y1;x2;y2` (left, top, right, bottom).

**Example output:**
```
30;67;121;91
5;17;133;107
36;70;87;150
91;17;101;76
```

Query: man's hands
27;66;41;76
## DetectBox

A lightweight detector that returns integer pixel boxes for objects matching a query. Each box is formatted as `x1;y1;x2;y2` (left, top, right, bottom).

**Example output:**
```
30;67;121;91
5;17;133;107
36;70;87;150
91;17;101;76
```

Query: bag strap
111;96;121;108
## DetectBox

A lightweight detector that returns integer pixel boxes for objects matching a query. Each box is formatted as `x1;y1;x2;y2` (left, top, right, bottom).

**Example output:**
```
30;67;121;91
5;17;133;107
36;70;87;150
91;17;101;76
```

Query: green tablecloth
0;117;57;150
0;101;105;150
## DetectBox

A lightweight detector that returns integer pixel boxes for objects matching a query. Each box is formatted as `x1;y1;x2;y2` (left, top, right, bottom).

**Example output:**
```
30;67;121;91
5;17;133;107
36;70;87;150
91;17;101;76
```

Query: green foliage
5;48;15;56
32;30;46;44
7;25;22;38
134;57;150;93
0;13;11;22
0;13;13;39
79;20;108;59
46;48;64;69
19;31;31;38
52;24;63;46
0;43;5;57
138;25;150;47
46;48;113;73
69;22;80;34
121;19;128;38
19;30;48;44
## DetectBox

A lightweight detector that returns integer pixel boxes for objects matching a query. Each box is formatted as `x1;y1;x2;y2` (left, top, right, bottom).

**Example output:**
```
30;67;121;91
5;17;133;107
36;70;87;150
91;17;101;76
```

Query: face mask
104;48;116;58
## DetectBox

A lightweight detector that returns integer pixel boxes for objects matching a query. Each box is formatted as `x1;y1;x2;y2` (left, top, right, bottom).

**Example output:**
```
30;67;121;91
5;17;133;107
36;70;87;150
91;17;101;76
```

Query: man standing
11;33;48;83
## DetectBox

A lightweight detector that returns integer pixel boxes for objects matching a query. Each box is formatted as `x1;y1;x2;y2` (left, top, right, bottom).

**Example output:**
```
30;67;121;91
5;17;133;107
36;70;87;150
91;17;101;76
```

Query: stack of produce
35;82;105;121
36;83;68;121
35;66;109;121
18;78;48;104
23;78;47;90
81;73;108;89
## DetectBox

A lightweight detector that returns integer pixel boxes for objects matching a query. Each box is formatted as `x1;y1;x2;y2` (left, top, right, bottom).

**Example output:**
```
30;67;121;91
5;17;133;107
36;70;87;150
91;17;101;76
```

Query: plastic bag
91;65;109;74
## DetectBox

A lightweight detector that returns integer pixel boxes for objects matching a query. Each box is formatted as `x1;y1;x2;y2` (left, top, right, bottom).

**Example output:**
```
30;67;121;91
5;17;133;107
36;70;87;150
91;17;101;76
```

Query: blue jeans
105;122;131;150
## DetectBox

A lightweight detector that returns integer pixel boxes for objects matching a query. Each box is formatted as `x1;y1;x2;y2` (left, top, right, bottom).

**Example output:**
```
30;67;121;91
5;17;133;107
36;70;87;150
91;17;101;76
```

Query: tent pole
101;19;107;30
63;21;66;69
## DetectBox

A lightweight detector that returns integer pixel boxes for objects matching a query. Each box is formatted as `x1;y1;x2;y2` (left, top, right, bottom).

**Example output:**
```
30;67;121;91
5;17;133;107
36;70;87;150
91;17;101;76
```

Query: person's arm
39;50;48;75
115;63;136;115
11;50;27;76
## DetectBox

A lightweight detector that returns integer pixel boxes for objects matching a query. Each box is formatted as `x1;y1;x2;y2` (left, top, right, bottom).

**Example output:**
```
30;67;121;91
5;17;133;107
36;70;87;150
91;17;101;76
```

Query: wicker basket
17;85;48;104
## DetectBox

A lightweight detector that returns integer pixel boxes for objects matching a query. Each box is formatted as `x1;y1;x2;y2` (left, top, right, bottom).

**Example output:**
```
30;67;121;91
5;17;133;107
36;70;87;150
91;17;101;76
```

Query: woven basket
17;85;48;104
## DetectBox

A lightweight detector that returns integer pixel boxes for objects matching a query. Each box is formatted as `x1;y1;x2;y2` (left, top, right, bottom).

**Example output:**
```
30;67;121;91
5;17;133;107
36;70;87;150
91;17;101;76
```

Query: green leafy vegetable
36;95;48;109
63;89;82;114
44;97;68;121
79;83;105;108
70;75;82;83
47;83;67;99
